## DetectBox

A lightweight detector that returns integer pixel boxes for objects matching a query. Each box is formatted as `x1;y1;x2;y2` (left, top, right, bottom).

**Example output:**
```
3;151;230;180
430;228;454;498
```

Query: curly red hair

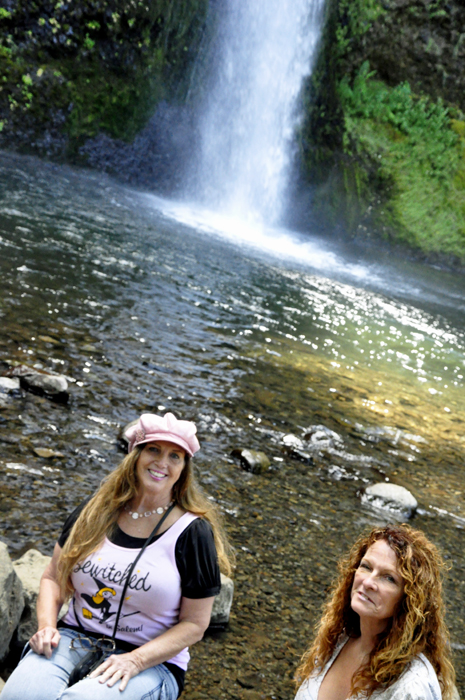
295;524;455;698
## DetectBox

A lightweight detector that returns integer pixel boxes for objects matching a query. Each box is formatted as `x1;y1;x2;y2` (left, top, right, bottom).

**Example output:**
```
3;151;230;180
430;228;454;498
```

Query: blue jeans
1;628;178;700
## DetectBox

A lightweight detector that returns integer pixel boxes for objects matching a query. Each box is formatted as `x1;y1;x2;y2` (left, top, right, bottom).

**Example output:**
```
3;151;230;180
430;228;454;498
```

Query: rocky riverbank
0;358;464;699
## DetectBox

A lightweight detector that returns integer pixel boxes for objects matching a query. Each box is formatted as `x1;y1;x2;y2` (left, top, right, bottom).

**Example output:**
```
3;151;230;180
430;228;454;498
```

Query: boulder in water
362;482;418;519
9;365;70;403
231;448;270;474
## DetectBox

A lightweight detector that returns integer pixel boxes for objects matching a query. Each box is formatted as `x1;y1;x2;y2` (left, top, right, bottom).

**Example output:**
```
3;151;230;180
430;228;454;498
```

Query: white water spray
191;0;325;225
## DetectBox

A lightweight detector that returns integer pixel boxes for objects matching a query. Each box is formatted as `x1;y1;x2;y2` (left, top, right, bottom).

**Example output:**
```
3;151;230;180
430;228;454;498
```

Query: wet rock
231;448;270;474
37;335;61;345
303;424;343;448
283;425;344;465
13;367;69;403
210;574;234;629
12;549;50;643
33;448;65;459
237;673;261;689
282;434;313;462
0;543;24;661
362;482;418;518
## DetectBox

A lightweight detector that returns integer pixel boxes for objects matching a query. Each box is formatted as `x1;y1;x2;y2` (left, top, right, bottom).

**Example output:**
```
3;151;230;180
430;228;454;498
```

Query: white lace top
295;637;442;700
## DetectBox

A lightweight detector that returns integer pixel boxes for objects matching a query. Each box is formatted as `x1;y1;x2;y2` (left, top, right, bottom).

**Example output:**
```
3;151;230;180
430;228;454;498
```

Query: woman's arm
29;543;65;658
90;595;215;691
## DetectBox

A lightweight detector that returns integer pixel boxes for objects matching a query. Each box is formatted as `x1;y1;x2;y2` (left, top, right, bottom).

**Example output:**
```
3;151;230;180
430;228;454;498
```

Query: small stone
33;448;64;459
237;673;261;689
38;335;61;345
231;448;270;474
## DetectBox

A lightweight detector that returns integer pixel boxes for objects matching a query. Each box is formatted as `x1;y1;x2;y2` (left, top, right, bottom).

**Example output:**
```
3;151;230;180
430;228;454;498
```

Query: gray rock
362;482;418;518
282;434;304;450
0;542;25;661
12;549;51;643
304;424;343;447
0;377;20;392
210;574;234;628
20;371;69;403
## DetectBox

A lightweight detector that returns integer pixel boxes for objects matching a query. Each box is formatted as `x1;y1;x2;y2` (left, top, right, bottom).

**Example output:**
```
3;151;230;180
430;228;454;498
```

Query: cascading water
191;0;325;226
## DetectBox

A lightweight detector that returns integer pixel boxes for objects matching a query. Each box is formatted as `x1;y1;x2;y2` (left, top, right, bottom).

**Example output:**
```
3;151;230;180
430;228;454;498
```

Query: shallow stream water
0;151;464;698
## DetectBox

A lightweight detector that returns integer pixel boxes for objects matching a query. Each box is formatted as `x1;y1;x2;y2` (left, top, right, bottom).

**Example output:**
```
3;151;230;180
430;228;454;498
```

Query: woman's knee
1;653;66;700
61;665;177;700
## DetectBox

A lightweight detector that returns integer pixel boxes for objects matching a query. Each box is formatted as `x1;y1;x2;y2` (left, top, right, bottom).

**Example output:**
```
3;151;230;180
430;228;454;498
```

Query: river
0;150;464;697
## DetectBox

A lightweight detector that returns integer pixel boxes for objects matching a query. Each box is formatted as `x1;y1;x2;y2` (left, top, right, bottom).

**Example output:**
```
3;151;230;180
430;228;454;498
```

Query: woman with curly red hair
295;524;456;699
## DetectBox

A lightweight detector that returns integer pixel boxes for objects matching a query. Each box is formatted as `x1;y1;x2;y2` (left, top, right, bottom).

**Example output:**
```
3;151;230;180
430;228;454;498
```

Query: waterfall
190;0;326;226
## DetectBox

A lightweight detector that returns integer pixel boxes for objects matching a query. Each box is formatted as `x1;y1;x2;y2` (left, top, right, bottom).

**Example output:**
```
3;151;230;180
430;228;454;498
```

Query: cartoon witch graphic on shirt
79;576;140;624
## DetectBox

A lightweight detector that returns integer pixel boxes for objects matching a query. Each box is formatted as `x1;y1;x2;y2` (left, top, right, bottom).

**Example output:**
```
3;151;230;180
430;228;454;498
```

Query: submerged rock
362;482;418;519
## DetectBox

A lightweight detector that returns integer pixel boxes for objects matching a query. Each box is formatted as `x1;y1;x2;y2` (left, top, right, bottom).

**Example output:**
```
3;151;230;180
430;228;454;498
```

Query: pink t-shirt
62;512;199;670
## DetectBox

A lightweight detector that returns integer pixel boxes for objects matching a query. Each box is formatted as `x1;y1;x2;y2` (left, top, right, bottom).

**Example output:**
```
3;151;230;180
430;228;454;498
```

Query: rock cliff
300;0;465;265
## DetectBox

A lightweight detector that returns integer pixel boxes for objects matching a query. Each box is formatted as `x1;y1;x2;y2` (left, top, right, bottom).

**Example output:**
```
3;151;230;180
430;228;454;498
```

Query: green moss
338;63;465;261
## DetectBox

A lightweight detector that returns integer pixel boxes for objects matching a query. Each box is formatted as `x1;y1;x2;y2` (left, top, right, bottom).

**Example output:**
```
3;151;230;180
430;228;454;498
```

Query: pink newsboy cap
124;412;200;456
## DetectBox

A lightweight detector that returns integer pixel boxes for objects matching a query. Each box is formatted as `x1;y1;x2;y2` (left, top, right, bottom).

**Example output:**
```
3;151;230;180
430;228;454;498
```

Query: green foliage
335;0;385;58
0;0;210;151
83;34;95;50
338;63;465;260
0;9;11;19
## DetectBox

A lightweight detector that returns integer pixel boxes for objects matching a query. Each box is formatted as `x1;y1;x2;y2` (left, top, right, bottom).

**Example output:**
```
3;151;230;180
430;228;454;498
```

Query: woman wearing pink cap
3;413;233;700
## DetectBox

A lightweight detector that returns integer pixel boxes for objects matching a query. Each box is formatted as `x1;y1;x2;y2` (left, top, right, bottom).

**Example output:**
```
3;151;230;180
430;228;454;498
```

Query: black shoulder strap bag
68;503;176;687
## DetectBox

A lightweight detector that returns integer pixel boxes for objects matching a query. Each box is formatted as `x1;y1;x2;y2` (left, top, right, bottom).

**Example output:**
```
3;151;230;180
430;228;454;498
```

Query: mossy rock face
299;0;465;266
0;0;209;155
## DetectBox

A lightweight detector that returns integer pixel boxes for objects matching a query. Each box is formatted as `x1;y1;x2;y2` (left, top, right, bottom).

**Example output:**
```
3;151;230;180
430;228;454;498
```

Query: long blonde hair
295;524;456;699
58;446;234;596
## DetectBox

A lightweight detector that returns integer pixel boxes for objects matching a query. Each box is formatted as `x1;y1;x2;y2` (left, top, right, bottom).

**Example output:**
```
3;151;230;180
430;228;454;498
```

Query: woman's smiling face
135;440;186;500
350;539;405;627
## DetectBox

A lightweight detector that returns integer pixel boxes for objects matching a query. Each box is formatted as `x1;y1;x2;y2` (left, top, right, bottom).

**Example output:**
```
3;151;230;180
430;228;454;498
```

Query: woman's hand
89;652;143;691
29;626;61;658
